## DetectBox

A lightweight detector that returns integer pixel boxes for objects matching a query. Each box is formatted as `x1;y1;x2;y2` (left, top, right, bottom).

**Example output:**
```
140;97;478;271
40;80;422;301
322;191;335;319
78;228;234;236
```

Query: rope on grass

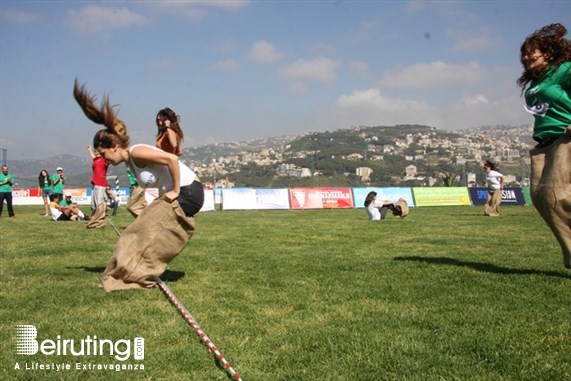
157;278;242;381
105;213;241;379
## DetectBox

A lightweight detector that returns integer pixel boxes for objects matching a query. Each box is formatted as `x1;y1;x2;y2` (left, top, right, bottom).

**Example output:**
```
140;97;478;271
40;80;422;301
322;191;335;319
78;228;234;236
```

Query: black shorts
57;213;70;221
178;181;204;217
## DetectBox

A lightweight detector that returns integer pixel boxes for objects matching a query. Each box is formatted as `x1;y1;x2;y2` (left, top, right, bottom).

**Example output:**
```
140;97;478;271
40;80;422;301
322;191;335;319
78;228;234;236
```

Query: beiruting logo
15;325;144;361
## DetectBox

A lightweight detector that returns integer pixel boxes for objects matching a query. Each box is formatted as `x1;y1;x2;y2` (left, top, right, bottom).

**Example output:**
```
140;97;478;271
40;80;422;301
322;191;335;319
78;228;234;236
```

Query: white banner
144;188;215;212
222;188;290;210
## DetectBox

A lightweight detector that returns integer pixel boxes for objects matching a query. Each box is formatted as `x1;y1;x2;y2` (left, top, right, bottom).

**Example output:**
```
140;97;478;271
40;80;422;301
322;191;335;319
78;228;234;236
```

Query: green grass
1;205;570;380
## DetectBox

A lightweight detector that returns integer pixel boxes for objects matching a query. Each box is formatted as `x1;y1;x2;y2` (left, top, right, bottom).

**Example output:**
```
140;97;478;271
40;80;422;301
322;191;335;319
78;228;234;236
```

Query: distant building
356;167;373;182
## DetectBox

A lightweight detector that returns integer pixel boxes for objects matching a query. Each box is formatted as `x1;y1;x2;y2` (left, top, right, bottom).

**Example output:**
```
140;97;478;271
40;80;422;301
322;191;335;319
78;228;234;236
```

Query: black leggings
177;181;204;217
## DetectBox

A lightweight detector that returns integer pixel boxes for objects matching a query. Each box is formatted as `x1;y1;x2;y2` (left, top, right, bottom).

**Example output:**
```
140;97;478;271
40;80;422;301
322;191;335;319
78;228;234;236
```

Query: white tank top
129;144;196;191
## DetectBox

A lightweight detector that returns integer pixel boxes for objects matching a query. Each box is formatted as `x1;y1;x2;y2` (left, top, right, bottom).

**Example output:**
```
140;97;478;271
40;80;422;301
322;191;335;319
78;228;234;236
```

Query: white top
129;144;196;192
366;199;386;221
50;204;62;221
485;170;503;190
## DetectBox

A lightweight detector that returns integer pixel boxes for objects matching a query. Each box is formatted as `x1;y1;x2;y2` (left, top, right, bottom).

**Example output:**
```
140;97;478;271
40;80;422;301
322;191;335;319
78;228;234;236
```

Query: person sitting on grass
59;192;88;221
364;191;409;220
49;194;83;222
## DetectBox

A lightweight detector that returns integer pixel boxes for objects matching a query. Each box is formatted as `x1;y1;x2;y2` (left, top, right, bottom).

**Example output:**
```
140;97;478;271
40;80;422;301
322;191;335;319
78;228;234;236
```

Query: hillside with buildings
7;124;534;189
182;124;535;188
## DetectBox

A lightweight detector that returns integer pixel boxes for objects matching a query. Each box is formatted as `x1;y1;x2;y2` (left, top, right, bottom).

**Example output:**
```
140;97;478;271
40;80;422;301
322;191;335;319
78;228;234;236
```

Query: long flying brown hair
73;79;130;149
156;107;184;141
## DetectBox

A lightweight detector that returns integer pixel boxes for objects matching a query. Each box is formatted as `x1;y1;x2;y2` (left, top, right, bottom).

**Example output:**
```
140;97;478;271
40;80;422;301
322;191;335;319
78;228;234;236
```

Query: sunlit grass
1;205;570;380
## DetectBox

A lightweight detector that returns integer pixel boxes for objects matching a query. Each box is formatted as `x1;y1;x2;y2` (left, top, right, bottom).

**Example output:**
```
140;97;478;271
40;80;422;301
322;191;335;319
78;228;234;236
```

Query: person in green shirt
0;165;15;217
38;169;53;216
50;167;65;201
519;23;571;269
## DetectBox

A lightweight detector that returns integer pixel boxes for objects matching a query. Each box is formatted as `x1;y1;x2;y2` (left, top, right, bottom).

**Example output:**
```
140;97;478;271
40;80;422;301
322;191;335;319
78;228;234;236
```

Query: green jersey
0;172;14;192
50;173;64;194
525;61;571;139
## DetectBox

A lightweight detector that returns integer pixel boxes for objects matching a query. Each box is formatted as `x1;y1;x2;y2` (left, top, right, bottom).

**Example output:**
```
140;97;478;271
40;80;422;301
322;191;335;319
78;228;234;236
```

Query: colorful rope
157;279;242;381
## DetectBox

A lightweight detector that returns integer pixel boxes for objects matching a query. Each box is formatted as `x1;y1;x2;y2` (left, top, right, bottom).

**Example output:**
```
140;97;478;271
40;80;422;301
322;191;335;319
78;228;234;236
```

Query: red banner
289;187;354;209
13;188;41;197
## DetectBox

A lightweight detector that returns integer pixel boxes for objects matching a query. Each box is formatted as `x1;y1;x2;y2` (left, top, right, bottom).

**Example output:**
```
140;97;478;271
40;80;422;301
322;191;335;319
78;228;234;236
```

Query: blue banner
352;187;415;208
468;187;525;206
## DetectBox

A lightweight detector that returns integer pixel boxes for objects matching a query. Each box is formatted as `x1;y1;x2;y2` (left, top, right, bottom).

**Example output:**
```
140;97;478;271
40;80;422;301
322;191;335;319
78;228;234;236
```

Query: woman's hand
164;190;180;203
564;125;571;137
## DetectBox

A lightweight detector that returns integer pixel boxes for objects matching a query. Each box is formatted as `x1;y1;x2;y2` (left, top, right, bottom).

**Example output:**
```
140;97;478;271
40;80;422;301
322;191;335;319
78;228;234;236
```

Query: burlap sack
530;136;571;268
395;198;409;218
87;203;107;229
126;185;147;218
484;190;502;216
101;197;195;292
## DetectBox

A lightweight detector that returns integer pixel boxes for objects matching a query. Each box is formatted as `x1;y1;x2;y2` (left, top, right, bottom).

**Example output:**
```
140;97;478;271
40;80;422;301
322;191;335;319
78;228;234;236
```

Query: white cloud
147;0;251;21
67;5;150;35
211;59;239;71
198;0;252;10
348;60;370;77
336;88;429;113
1;8;40;24
381;61;484;88
461;94;489;106
280;57;339;84
332;87;530;131
249;40;284;64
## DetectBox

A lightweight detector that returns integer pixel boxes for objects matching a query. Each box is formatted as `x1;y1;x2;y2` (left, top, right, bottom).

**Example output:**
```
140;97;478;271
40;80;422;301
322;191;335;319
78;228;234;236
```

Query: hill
6;124;534;189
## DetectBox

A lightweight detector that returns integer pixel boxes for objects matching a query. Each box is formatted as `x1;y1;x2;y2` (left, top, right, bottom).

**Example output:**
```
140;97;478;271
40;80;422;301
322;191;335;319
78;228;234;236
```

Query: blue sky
1;1;570;160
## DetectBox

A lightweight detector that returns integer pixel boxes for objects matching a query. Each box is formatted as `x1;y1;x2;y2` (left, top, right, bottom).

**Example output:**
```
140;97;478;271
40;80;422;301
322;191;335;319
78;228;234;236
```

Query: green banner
412;187;471;207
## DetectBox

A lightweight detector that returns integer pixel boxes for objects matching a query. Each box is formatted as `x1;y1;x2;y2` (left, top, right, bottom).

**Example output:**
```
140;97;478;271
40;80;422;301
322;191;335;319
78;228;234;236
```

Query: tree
439;171;459;187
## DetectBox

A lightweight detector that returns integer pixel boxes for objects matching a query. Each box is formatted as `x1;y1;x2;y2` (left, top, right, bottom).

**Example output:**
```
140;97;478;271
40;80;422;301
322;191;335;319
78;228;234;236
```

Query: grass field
1;204;570;381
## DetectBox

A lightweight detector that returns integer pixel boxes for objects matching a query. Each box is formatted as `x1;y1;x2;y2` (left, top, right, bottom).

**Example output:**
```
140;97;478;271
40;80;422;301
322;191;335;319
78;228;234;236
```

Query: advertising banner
468;187;526;206
289;187;354;209
222;188;289;210
13;188;90;205
412;187;471;207
202;188;215;212
352;187;415;208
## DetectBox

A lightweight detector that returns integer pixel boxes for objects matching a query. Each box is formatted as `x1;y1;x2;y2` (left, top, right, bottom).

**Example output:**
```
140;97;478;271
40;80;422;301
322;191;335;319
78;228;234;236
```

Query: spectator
38;169;53;217
50;167;65;200
49;193;81;221
0;165;15;218
60;192;88;221
156;107;184;156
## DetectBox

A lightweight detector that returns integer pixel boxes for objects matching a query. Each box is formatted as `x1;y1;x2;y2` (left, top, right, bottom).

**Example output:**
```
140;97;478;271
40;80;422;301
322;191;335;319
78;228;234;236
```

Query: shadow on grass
394;256;571;279
66;267;186;282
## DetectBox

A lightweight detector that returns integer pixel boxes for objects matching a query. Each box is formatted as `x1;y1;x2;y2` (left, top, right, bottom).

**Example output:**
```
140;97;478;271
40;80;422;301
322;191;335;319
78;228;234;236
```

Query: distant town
183;124;535;189
6;124;536;189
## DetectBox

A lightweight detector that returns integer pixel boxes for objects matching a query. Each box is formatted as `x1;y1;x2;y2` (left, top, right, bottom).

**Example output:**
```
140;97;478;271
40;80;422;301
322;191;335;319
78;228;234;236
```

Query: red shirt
91;156;109;186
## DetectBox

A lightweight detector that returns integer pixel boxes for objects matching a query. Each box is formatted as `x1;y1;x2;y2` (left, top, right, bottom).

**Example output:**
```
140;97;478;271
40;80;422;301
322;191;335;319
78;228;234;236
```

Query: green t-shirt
525;61;571;139
50;173;64;194
59;198;73;207
0;172;14;192
41;177;52;191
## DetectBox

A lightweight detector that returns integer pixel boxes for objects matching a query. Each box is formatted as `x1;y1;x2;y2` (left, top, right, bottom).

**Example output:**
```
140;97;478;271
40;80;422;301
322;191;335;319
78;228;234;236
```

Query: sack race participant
73;79;204;291
517;23;571;268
